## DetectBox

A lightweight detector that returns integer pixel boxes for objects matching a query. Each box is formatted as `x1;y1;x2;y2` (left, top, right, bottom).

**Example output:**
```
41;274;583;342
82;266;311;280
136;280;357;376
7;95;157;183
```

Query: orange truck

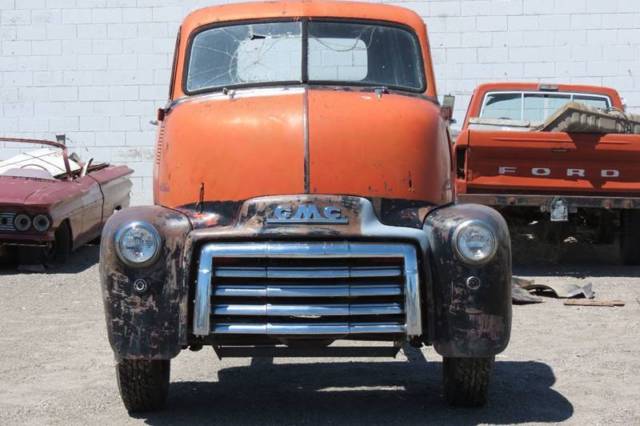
99;1;512;412
456;82;640;264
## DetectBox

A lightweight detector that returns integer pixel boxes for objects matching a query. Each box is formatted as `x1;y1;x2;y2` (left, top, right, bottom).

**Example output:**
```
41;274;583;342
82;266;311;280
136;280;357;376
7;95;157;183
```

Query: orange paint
155;1;453;208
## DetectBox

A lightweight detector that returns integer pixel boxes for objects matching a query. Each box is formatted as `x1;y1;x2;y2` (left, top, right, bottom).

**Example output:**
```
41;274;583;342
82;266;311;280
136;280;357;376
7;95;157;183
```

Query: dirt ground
0;244;639;426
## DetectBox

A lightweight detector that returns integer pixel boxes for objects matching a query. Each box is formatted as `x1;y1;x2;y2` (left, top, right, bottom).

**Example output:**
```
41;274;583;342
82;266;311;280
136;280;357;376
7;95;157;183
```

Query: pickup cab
456;82;640;264
99;1;512;412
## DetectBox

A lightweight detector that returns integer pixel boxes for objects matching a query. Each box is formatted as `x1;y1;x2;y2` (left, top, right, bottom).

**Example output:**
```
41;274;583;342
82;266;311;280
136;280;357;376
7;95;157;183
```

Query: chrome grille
193;242;421;339
0;213;16;232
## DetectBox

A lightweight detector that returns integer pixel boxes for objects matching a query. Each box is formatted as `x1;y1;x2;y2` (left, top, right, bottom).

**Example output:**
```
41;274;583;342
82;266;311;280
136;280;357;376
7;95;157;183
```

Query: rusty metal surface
100;206;192;361
100;194;512;361
458;193;640;210
424;203;512;358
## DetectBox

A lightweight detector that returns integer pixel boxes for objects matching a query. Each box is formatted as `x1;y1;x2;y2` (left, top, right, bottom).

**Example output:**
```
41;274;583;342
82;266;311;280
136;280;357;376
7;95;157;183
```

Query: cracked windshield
186;21;424;93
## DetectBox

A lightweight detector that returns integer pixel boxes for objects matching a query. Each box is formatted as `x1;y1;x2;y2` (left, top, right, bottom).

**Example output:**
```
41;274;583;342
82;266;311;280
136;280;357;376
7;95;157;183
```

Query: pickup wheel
621;211;640;265
443;356;494;407
116;359;170;413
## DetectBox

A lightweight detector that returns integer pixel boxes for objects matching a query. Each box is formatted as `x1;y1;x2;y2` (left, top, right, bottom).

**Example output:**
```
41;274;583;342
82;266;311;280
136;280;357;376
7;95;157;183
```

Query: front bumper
459;193;640;210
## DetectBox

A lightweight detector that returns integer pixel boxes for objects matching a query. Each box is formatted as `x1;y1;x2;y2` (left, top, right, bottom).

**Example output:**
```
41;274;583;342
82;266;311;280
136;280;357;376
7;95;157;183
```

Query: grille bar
212;322;406;335
193;242;421;339
0;213;16;232
213;283;403;298
214;265;403;279
213;302;403;317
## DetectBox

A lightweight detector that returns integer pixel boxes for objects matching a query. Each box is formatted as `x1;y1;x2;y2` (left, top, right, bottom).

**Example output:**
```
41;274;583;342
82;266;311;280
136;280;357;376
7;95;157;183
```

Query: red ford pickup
455;83;640;264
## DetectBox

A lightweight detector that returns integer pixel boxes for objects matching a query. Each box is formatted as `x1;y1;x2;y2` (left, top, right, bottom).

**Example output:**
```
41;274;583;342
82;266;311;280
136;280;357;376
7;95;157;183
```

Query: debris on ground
512;285;544;304
512;276;596;304
512;277;544;304
564;300;625;307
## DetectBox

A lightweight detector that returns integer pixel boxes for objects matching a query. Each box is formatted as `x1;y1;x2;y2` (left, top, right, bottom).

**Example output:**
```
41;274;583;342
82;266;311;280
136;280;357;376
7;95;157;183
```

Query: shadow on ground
0;244;99;275
137;349;573;425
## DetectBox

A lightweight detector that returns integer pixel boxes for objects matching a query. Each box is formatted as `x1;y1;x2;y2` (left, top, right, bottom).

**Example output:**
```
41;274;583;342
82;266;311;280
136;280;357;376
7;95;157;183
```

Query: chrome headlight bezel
452;219;498;265
33;214;52;232
114;221;162;268
14;213;32;232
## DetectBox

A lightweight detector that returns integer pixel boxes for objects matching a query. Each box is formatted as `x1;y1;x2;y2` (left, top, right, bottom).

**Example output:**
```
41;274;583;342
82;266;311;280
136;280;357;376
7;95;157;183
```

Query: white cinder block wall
1;0;640;204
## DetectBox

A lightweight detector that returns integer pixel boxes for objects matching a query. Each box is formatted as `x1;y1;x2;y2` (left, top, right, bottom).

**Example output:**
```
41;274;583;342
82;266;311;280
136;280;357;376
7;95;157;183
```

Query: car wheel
44;221;72;265
443;356;494;407
116;359;170;413
621;211;640;265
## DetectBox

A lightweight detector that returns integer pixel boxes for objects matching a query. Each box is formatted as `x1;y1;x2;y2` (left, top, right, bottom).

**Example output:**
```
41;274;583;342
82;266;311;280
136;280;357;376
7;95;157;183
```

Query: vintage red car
0;137;133;264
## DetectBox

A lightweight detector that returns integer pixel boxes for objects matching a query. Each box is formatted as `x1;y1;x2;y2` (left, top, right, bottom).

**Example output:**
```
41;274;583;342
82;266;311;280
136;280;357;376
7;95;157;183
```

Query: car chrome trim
193;242;422;338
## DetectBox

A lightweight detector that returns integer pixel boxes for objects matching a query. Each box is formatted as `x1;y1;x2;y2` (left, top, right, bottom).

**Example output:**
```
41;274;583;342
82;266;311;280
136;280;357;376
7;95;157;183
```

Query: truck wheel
116;359;170;413
621;211;640;265
443;356;494;407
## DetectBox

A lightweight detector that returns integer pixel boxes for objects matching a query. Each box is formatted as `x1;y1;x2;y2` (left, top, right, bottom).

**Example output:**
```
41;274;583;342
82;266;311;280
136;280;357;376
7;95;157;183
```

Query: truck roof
182;1;427;34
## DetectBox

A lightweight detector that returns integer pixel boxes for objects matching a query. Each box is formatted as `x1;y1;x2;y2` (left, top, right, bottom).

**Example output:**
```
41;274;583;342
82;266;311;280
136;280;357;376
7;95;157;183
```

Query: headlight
14;214;32;232
115;222;162;267
33;214;51;232
453;220;498;265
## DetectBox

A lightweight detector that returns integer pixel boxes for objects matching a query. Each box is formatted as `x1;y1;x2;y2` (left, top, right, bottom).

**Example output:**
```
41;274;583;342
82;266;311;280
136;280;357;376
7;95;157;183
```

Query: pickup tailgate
463;130;640;195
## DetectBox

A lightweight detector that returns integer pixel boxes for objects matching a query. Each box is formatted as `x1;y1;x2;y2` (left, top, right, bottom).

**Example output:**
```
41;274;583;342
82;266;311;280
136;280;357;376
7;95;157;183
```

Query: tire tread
116;359;170;413
443;357;494;407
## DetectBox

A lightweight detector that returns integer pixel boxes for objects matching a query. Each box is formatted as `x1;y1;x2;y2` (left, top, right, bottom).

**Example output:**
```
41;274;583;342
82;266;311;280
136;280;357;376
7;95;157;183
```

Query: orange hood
155;87;452;208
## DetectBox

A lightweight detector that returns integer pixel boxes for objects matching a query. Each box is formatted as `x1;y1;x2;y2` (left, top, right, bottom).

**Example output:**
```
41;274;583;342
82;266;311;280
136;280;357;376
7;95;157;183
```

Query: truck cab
456;82;640;263
100;1;512;412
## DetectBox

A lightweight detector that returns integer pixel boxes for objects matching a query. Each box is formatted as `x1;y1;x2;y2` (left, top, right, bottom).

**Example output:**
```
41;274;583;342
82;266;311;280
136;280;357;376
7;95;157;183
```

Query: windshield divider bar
301;19;309;84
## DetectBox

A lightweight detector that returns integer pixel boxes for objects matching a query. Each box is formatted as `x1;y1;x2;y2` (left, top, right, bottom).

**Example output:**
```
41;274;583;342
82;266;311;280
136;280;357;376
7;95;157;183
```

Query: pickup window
185;20;425;94
480;91;611;122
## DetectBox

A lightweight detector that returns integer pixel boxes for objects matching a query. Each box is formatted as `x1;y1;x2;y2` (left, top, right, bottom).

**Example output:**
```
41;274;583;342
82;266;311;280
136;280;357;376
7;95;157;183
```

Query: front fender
424;203;512;357
99;206;192;361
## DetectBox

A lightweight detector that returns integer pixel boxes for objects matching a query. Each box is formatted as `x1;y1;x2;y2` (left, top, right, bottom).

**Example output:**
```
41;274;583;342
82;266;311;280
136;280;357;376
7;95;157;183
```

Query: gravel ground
0;244;639;426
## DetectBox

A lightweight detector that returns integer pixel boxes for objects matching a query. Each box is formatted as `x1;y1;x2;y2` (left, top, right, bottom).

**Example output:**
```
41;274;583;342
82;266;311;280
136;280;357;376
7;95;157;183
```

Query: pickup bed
455;83;640;264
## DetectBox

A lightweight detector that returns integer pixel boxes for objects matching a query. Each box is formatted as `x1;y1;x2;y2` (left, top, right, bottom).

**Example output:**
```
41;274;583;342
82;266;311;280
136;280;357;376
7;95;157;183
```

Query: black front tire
116;359;170;413
44;221;72;266
443;357;494;407
621;211;640;265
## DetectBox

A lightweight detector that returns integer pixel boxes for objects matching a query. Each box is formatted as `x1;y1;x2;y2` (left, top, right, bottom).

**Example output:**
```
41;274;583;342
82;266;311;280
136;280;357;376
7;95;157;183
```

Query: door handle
551;148;569;153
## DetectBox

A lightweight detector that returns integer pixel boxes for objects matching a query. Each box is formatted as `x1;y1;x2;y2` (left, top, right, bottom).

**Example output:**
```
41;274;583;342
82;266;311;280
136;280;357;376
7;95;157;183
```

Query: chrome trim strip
303;87;310;193
212;303;403;317
193;242;422;338
213;265;402;279
213;283;403;298
193;262;213;335
212;322;406;335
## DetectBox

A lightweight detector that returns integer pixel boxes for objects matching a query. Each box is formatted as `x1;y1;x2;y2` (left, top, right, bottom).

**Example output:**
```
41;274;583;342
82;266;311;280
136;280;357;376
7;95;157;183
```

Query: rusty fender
424;203;512;357
99;206;191;361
